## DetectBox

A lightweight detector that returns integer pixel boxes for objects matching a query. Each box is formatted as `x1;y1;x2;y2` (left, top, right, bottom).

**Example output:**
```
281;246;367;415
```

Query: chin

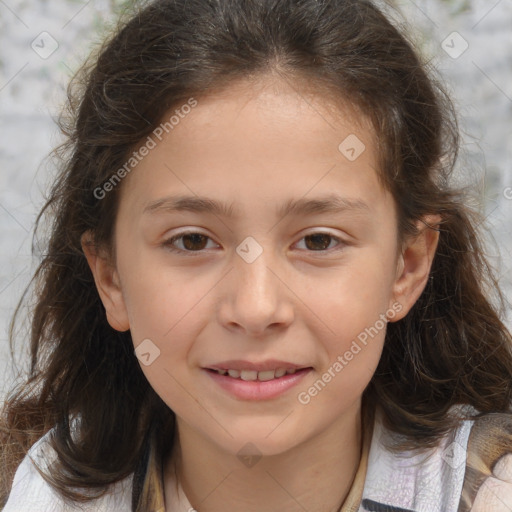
206;422;309;458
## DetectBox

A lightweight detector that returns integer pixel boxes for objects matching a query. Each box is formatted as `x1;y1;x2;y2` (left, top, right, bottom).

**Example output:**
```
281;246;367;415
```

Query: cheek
317;256;397;331
117;243;210;339
296;285;388;413
125;277;207;411
301;252;395;387
120;264;216;386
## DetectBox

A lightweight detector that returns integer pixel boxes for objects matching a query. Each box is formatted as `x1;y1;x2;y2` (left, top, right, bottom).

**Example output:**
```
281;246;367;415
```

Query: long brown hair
2;0;511;506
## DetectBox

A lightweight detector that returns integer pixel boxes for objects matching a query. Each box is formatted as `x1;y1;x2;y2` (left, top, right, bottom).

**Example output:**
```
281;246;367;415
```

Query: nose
217;246;294;337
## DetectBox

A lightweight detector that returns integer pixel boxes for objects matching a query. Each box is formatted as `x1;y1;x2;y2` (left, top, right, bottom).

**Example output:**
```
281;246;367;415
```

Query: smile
211;368;298;381
203;361;313;400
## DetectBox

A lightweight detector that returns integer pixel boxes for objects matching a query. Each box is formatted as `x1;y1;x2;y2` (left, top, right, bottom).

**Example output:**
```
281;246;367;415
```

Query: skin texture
82;75;440;512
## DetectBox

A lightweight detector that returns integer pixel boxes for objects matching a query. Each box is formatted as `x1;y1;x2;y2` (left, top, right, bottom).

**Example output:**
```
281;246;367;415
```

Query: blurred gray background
1;0;511;402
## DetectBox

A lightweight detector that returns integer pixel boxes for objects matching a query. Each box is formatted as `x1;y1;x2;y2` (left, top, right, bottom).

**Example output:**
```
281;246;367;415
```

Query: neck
164;402;365;512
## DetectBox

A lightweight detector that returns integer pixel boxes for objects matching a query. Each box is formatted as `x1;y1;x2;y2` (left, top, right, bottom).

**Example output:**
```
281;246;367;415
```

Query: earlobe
81;231;130;332
389;215;441;322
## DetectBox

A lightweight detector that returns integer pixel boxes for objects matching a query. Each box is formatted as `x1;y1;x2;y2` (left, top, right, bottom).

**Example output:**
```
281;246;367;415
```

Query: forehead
180;74;373;148
117;75;391;222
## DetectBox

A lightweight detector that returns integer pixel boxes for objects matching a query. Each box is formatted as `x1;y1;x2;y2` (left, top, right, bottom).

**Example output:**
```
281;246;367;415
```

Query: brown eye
163;232;216;253
297;232;343;252
304;233;333;251
180;233;209;250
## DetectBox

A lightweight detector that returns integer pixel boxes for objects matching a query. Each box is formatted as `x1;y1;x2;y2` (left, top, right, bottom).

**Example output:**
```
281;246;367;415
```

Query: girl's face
84;76;438;456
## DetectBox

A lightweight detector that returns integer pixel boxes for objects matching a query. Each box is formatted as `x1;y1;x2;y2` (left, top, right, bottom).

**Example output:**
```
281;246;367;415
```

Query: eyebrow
142;193;370;219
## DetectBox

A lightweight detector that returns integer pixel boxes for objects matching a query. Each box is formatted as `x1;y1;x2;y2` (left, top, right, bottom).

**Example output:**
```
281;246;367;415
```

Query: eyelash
161;230;347;255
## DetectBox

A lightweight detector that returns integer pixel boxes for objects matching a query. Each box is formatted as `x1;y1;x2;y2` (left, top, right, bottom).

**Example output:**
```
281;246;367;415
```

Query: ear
81;230;130;332
388;215;441;322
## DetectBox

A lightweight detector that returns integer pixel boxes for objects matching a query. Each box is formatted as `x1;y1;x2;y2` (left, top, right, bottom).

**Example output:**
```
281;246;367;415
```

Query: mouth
203;361;313;400
205;367;307;381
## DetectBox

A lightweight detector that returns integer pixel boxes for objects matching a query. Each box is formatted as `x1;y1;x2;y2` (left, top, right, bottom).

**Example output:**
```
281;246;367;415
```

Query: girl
1;0;512;511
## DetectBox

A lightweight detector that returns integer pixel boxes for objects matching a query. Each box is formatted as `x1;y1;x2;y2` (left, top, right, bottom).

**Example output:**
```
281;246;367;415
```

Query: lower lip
204;368;312;401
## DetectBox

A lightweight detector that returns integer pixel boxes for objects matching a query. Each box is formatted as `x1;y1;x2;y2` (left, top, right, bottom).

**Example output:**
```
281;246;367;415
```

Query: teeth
257;370;276;381
215;368;301;380
240;370;258;381
275;368;287;378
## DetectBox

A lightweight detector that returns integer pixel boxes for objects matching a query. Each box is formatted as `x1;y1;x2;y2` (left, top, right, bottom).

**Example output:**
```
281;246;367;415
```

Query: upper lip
205;360;309;372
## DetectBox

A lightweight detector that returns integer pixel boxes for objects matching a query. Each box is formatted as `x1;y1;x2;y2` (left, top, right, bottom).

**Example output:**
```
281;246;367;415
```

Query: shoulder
2;427;133;512
361;407;512;512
